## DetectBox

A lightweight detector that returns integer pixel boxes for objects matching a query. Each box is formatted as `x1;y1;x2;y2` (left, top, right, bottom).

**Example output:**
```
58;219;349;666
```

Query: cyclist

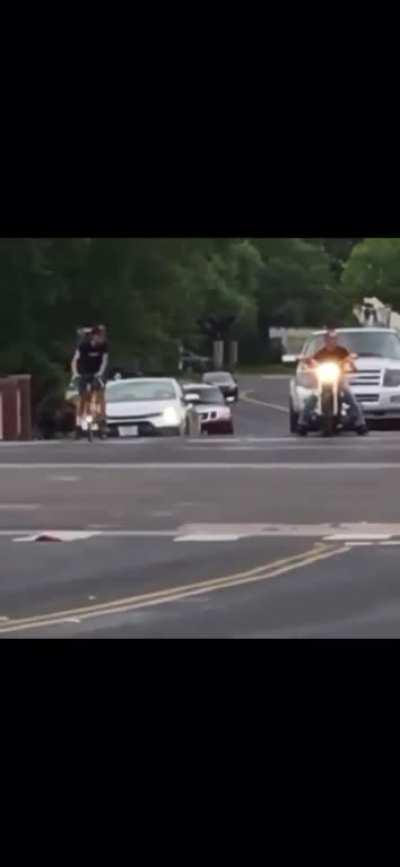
71;326;109;435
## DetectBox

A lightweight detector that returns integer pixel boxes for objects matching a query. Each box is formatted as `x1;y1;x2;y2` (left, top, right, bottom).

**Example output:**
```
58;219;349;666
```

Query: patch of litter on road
13;531;100;543
36;534;62;543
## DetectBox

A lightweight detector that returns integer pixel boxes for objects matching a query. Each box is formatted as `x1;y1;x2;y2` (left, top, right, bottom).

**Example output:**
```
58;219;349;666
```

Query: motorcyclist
71;326;109;433
297;329;368;435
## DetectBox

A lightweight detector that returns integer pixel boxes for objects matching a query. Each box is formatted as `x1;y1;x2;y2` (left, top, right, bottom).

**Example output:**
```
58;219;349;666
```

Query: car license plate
118;426;139;437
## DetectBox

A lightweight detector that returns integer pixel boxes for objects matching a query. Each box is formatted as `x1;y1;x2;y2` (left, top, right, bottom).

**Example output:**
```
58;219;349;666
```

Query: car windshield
303;332;400;360
106;381;176;402
185;387;225;405
205;373;233;384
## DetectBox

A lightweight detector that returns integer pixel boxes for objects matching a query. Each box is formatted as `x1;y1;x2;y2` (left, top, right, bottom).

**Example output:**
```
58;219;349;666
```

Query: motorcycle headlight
384;369;400;387
317;362;341;384
163;406;179;425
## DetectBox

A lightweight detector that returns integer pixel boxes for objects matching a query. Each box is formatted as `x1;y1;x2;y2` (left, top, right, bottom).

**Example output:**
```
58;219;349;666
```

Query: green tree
0;236;364;403
252;238;347;332
343;238;400;308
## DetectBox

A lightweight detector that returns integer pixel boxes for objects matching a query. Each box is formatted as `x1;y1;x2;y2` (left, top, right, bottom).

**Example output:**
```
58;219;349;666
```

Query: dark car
182;383;234;435
202;371;239;403
181;350;211;374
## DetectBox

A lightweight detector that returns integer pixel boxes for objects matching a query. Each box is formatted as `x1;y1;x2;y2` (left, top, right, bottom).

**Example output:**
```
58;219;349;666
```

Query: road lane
6;542;400;639
2;373;400;637
0;536;327;624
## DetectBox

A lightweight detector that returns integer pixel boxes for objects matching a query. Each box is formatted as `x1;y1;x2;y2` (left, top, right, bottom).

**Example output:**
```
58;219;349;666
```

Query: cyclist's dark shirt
77;340;109;375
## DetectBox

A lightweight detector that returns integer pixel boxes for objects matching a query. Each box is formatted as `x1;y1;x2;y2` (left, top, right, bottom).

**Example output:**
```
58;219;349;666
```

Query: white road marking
241;391;289;413
177;522;400;539
187;437;294;444
187;434;400;446
199;444;400;452
324;534;390;542
175;534;241;543
0;439;158;447
4;462;400;470
0;529;177;538
0;441;64;447
3;523;400;542
261;375;291;380
0;504;41;510
0;431;398;448
151;511;175;518
48;476;80;482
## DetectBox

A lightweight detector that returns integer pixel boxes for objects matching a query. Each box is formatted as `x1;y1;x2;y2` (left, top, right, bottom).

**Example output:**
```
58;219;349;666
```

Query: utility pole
228;340;238;370
197;315;237;370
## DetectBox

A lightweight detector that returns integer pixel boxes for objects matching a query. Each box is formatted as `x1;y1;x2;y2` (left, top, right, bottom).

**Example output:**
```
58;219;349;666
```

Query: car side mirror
282;354;299;364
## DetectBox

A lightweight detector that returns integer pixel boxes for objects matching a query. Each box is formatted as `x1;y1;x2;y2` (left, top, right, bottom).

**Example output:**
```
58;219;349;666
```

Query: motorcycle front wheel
321;389;335;437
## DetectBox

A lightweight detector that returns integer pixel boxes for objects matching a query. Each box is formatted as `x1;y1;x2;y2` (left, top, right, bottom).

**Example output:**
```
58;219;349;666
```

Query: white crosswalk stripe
1;522;400;545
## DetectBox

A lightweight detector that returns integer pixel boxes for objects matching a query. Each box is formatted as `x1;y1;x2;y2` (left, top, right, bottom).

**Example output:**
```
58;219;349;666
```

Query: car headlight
163;406;179;425
384;369;400;387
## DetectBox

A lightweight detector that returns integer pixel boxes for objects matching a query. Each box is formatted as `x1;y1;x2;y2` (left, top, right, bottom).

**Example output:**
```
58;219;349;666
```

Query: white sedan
105;378;192;438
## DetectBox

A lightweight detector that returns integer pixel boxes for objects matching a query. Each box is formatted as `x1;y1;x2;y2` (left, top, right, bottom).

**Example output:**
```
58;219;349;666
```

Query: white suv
286;328;400;432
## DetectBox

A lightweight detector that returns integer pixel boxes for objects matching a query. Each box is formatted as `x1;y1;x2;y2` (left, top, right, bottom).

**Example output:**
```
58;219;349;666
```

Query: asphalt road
2;374;400;638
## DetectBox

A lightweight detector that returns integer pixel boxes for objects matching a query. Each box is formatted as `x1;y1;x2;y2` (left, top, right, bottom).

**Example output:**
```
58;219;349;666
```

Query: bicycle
76;376;107;442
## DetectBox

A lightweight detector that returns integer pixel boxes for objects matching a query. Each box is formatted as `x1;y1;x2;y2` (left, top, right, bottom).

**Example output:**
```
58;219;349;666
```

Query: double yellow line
0;542;348;635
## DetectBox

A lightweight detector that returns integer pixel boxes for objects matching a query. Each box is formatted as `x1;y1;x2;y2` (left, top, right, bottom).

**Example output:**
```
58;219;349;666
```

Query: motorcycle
299;357;357;438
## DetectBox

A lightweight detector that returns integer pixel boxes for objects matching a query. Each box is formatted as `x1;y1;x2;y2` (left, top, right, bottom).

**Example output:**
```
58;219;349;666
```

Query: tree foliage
0;237;366;405
343;238;400;307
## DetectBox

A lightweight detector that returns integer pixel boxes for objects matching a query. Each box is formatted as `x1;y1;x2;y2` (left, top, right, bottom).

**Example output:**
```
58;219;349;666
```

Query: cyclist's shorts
78;374;103;396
